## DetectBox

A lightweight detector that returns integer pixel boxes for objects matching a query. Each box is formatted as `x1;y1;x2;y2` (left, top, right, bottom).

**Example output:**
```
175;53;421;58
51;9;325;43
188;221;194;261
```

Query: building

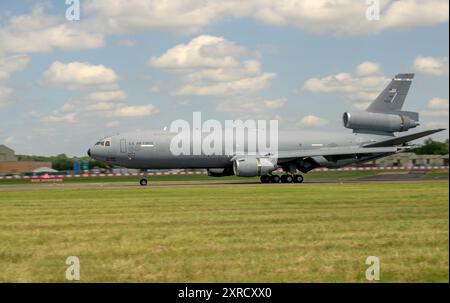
0;145;52;175
0;145;17;162
373;153;449;167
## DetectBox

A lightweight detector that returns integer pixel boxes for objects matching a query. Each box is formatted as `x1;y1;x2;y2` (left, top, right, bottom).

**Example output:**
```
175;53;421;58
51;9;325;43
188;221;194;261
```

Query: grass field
0;181;448;282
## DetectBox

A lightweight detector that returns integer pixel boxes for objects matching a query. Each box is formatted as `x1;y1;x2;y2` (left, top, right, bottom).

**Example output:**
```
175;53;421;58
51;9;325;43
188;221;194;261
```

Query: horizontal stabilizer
363;128;445;147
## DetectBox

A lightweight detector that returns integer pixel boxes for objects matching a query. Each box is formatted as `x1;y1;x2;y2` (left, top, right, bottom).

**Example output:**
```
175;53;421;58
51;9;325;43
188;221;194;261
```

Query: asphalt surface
0;172;447;191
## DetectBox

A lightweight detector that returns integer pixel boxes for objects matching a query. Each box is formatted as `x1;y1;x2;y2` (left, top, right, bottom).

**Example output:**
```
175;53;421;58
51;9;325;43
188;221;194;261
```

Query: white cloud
421;110;449;117
42;112;77;123
84;0;222;34
421;98;449;118
300;115;329;127
427;97;449;110
0;55;30;108
355;61;380;76
85;102;117;111
151;35;276;96
43;61;119;89
413;56;449;76
83;0;448;36
150;35;246;69
380;0;449;30
106;121;121;128
420;98;448;131
216;97;286;119
86;90;128;102
4;136;15;144
303;62;389;101
264;98;287;109
109;104;159;118
0;86;14;108
0;7;104;54
0;55;30;80
176;73;276;96
42;89;158;123
352;102;371;111
424;121;449;128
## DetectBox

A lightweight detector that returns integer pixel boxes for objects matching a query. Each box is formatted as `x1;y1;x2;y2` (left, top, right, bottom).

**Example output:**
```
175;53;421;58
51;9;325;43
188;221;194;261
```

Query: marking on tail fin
367;73;417;118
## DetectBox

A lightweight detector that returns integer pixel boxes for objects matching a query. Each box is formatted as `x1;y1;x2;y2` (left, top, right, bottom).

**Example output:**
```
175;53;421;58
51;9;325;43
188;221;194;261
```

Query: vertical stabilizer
366;73;418;121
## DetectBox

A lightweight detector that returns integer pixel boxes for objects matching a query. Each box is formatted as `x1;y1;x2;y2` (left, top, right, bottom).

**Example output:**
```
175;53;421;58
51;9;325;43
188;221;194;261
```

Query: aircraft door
120;139;127;153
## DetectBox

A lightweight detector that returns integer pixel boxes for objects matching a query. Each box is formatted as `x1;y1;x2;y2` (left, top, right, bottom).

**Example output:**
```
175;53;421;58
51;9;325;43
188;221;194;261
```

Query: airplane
88;73;445;185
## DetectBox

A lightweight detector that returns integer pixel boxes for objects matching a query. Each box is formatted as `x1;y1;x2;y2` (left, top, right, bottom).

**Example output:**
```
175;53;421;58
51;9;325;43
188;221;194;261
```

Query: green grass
424;170;449;179
0;182;448;282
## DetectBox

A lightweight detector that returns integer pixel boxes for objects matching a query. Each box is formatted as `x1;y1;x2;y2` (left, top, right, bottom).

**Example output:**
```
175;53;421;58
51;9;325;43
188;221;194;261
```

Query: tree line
16;154;108;171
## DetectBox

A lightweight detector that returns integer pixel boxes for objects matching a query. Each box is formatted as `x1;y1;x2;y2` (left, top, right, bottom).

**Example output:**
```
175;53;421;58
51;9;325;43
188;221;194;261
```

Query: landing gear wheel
270;175;281;183
139;178;148;186
281;175;294;183
293;175;304;183
260;175;271;183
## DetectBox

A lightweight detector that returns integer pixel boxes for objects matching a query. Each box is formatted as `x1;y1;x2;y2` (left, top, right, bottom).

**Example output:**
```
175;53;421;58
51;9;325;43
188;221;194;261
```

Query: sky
0;0;448;156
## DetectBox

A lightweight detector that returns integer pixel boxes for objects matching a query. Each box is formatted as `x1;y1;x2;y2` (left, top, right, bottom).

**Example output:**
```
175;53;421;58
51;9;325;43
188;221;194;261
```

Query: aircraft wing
277;146;402;160
363;128;445;147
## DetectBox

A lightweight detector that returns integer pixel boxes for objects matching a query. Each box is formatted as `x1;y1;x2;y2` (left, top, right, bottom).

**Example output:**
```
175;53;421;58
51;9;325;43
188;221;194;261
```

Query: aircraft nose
87;149;91;157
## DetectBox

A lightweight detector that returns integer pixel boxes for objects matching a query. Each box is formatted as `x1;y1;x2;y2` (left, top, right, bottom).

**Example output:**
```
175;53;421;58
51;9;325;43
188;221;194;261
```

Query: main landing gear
260;174;304;184
139;178;148;186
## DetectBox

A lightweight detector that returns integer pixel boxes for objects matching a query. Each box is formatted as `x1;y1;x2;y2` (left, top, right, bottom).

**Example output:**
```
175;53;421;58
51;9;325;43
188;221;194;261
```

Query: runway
0;173;447;191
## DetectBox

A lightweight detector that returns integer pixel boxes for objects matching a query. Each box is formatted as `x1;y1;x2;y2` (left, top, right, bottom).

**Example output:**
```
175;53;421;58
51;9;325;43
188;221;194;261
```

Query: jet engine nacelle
233;157;276;177
342;112;419;133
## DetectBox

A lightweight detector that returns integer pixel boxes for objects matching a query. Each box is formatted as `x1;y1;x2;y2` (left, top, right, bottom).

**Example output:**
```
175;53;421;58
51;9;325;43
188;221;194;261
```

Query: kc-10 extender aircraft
88;73;444;185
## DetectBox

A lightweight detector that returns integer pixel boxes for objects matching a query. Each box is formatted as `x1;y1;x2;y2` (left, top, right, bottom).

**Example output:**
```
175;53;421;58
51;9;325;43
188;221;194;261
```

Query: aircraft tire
260;175;271;183
293;175;304;183
270;175;281;183
139;178;148;186
281;175;294;183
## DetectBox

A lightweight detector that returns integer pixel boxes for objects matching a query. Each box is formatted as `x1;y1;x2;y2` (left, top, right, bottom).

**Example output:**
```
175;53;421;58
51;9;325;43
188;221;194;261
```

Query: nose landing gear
139;178;148;186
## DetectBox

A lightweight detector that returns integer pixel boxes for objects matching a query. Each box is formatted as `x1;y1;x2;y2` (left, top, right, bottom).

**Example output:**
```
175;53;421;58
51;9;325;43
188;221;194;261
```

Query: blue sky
0;0;448;156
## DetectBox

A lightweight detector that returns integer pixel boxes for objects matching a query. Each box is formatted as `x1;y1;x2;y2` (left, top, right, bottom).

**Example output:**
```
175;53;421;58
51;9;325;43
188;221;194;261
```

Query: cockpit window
95;137;112;147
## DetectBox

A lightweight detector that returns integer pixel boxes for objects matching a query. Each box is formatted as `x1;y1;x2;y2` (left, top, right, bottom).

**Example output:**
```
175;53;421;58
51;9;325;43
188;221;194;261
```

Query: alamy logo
169;112;279;156
366;0;380;21
65;256;80;281
65;0;80;21
365;256;380;281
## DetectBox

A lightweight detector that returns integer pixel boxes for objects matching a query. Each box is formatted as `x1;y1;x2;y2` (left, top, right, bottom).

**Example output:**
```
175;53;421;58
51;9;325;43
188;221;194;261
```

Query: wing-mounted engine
232;157;277;177
342;112;419;134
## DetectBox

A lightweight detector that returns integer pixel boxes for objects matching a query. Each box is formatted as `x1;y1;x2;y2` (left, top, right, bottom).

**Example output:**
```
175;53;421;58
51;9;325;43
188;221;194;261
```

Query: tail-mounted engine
343;112;419;133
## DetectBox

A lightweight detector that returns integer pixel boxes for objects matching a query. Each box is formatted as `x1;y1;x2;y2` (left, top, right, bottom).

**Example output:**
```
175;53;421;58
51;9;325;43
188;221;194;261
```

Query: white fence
0;166;448;180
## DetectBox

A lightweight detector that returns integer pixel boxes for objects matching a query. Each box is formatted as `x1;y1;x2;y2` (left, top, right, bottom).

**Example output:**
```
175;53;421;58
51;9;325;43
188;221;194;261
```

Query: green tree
415;138;449;155
51;154;74;171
